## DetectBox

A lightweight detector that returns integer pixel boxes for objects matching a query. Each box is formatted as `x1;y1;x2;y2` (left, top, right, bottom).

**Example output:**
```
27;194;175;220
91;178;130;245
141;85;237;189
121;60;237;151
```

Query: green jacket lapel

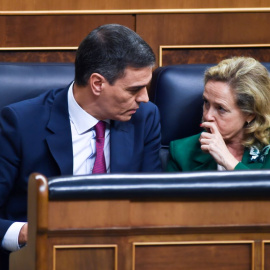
192;147;217;171
241;148;265;169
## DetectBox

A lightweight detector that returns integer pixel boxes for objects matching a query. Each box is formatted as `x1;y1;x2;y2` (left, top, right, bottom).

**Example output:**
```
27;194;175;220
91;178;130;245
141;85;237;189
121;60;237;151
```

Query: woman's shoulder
169;133;201;160
170;133;201;150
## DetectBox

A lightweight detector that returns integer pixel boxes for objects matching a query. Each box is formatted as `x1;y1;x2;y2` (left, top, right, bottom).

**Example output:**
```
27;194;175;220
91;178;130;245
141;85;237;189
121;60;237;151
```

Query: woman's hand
199;122;239;170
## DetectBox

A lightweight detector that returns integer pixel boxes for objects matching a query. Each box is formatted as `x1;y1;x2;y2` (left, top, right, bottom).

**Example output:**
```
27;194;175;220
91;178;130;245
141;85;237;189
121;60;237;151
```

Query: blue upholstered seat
0;62;74;110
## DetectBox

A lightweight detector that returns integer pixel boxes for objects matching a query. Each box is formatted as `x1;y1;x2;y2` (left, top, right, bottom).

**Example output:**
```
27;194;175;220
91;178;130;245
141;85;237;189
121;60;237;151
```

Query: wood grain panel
0;15;134;47
54;245;116;270
263;242;270;270
136;13;270;61
48;200;130;229
161;47;270;66
48;200;270;230
0;51;76;62
1;0;270;11
134;242;252;270
9;173;270;270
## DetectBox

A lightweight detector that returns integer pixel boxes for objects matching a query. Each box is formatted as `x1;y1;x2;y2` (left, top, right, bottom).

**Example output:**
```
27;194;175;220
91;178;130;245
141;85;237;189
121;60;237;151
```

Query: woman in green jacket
167;57;270;171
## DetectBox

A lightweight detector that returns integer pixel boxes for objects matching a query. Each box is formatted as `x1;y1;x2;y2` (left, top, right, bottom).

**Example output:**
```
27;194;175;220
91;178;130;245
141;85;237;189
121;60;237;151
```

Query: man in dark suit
0;24;161;269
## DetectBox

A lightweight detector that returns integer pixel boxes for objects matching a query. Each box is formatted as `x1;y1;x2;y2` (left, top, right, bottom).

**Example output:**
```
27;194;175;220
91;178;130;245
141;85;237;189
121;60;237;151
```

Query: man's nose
136;87;149;103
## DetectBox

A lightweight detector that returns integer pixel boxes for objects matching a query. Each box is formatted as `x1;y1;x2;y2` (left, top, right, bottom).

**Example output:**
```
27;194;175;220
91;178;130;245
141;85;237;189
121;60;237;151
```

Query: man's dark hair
74;24;156;86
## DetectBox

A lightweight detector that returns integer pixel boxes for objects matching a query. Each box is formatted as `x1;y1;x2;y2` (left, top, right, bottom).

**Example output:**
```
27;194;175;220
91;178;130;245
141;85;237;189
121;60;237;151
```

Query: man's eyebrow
126;85;147;91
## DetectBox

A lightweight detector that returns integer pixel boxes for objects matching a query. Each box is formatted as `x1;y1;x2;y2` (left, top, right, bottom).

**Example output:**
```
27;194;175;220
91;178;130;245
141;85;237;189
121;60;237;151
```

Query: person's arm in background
0;107;27;250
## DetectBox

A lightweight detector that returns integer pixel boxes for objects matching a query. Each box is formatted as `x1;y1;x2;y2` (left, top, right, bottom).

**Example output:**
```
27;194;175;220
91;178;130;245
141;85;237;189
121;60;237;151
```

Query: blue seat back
0;62;74;110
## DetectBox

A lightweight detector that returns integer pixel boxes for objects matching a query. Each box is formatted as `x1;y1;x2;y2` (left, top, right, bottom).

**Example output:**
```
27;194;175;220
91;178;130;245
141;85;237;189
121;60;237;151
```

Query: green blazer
167;133;270;172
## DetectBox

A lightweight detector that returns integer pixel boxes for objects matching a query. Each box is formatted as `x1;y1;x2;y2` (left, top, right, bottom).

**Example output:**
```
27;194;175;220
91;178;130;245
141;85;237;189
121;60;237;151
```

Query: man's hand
18;223;28;246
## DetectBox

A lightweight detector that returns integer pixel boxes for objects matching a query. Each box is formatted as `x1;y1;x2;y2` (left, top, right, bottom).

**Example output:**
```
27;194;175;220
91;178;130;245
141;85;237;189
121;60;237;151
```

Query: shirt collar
68;82;109;135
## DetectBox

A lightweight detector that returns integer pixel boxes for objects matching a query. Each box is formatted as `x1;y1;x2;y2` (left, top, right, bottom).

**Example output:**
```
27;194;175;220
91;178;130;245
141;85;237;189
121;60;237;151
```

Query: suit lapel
192;147;217;171
46;87;73;175
110;120;134;172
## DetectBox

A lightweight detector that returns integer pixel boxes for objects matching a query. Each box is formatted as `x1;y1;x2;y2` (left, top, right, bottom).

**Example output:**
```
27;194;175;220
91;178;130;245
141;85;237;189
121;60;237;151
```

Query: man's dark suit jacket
0;85;162;268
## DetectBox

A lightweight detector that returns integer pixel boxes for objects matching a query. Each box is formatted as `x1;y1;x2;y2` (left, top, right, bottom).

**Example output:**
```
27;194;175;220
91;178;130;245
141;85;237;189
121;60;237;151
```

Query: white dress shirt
217;164;226;171
68;82;110;174
2;82;110;251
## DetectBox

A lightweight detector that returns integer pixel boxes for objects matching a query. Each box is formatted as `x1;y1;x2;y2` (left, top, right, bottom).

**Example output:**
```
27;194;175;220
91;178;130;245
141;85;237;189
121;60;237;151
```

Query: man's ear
89;73;106;96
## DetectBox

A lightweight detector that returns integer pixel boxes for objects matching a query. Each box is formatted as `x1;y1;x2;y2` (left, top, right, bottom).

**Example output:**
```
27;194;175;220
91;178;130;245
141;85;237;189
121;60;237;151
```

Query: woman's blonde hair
204;56;270;149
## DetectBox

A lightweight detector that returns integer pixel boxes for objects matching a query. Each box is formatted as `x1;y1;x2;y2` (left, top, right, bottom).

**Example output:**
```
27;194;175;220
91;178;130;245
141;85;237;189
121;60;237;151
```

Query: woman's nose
203;107;215;121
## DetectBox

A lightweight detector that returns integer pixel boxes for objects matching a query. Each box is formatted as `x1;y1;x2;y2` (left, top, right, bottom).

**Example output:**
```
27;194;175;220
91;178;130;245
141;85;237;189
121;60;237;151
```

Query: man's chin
120;115;133;122
111;111;137;122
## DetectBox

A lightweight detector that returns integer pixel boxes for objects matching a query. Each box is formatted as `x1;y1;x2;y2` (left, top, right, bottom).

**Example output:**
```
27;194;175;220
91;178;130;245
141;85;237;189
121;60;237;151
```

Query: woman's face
202;80;253;143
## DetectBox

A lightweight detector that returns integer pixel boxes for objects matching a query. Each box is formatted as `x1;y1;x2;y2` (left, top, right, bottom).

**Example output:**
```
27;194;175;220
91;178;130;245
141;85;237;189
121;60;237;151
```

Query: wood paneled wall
1;1;270;65
136;12;270;65
1;0;270;11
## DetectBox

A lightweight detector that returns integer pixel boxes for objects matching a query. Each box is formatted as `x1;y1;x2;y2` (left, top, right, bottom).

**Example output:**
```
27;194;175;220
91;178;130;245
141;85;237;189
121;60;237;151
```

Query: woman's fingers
200;121;219;134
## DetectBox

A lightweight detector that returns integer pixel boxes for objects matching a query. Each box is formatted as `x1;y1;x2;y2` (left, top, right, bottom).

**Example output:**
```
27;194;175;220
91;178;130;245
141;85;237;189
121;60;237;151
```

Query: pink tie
92;121;106;174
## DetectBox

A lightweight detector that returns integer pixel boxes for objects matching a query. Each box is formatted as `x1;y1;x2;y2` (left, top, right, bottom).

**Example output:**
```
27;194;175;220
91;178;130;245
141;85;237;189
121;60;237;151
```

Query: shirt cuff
2;222;26;252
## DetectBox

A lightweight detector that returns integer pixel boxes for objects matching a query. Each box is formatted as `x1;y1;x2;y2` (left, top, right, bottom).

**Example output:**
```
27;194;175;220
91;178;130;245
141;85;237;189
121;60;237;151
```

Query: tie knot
95;121;106;139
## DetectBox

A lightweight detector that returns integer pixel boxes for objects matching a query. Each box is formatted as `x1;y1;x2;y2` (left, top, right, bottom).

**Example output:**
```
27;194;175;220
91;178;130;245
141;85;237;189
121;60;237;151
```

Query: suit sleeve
141;105;162;172
0;107;22;241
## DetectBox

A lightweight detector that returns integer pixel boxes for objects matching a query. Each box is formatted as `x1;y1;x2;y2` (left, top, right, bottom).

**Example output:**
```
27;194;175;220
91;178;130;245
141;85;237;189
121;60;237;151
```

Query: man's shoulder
3;86;68;113
139;101;157;111
112;101;160;131
127;101;159;128
133;101;158;118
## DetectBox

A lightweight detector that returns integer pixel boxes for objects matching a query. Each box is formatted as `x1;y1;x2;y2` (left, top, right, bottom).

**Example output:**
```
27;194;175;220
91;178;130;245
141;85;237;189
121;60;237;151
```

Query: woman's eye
203;99;209;106
218;106;226;112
